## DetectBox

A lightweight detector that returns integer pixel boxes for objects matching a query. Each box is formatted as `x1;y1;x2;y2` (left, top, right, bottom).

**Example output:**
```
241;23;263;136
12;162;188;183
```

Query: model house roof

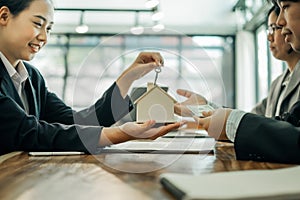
134;83;177;104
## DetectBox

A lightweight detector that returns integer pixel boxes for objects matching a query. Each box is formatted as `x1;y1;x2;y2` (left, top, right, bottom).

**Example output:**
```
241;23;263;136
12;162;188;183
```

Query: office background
30;0;282;112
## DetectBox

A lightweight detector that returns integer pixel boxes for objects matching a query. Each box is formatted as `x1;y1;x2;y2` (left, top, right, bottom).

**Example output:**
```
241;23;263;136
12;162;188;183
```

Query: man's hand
193;108;232;141
174;89;207;116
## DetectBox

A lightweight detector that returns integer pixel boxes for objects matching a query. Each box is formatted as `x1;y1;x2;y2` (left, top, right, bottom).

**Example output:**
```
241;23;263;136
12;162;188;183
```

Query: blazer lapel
270;69;288;116
282;61;300;102
0;61;25;109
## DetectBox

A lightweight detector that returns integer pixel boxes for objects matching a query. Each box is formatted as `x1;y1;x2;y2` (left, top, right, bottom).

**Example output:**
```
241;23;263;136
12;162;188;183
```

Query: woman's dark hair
0;0;35;16
266;5;280;25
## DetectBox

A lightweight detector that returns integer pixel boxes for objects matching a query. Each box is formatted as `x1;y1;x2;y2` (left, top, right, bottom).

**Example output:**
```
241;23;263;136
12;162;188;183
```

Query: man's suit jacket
0;61;132;155
237;61;300;164
235;101;300;164
251;61;300;117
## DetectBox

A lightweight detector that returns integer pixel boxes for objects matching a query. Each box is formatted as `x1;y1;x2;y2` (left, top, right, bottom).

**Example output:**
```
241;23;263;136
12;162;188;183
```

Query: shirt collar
0;51;29;82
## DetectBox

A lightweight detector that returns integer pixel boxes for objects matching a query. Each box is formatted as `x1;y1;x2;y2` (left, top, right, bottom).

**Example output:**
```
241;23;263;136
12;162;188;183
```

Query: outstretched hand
99;120;186;146
193;108;232;141
174;89;207;116
119;120;186;140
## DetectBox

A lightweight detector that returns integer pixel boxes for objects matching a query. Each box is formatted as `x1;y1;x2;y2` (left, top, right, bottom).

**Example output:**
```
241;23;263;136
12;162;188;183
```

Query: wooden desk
0;142;295;200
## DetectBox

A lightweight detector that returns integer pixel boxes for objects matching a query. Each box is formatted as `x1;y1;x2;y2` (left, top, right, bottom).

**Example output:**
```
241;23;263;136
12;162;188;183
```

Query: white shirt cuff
225;109;247;142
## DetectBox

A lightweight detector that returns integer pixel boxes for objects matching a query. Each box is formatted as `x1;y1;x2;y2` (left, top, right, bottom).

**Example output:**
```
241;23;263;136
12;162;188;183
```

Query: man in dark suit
232;0;300;163
175;3;300;164
251;5;300;118
174;88;300;163
176;89;300;163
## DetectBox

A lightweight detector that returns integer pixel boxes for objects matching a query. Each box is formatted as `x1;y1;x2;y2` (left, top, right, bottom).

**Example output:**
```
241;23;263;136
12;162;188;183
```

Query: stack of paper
101;137;215;154
162;130;210;138
160;166;300;200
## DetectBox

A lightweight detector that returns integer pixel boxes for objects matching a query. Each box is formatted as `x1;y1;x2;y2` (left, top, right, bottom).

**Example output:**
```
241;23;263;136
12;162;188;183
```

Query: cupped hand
174;89;207;117
100;120;185;146
119;120;186;140
193;108;232;141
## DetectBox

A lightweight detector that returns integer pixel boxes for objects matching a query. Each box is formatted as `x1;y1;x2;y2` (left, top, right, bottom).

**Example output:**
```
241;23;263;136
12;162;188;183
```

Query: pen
28;151;85;156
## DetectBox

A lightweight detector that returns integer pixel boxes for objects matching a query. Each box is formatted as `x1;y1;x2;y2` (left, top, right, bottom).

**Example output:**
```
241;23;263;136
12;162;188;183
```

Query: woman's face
277;1;300;53
0;0;54;66
268;11;292;60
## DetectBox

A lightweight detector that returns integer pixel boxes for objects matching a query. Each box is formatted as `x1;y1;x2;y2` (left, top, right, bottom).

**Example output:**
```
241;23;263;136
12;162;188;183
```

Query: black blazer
234;101;300;164
0;61;132;155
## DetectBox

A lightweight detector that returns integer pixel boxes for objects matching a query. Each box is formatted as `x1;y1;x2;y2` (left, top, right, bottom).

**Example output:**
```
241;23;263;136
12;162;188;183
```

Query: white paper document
162;130;210;138
29;151;85;156
102;137;215;154
160;166;300;200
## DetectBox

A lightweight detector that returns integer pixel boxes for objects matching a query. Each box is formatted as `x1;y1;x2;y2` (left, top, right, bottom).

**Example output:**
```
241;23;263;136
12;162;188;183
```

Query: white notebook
102;137;215;154
160;166;300;200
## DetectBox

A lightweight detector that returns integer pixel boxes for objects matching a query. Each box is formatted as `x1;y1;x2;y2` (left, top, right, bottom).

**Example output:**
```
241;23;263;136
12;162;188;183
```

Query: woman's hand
116;52;164;98
99;120;185;146
174;89;207;116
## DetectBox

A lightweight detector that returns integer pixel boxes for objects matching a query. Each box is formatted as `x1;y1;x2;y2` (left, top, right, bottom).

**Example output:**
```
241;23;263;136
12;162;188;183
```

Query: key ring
155;67;161;73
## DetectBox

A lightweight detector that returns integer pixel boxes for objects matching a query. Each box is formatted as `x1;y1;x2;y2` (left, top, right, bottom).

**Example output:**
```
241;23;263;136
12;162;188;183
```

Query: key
154;67;161;85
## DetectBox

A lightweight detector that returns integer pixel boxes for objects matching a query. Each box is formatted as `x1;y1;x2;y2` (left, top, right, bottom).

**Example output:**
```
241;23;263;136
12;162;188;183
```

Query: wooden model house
134;83;177;123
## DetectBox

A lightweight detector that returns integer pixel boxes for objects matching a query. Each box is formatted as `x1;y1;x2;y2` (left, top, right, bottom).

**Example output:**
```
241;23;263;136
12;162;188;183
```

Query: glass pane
256;26;269;101
32;34;234;109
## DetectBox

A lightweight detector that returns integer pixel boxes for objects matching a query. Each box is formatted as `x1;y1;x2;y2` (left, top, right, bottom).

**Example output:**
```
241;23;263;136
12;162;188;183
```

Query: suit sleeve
28;63;133;127
0;94;102;155
0;64;129;155
0;64;133;155
42;82;133;127
234;113;300;164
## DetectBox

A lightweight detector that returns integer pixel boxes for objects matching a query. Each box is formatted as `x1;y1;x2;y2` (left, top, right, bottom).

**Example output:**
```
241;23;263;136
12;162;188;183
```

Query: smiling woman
0;0;54;66
0;0;183;155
